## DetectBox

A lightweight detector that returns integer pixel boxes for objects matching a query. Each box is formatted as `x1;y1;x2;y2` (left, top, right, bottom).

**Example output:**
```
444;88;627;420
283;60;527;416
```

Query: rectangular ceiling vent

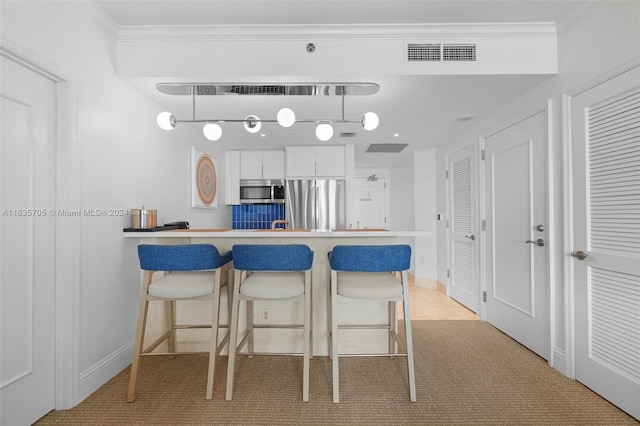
366;143;408;153
228;85;287;95
340;132;356;138
407;43;441;62
443;44;476;61
407;43;476;62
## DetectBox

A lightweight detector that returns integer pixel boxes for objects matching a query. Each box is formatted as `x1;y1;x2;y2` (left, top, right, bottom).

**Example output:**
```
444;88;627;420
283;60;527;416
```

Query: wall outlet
262;309;269;321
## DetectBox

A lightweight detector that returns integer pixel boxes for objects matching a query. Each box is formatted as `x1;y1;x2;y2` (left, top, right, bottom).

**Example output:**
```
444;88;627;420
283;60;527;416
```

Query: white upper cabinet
262;150;285;180
286;145;345;178
240;150;284;180
240;151;263;180
225;150;241;205
315;146;345;177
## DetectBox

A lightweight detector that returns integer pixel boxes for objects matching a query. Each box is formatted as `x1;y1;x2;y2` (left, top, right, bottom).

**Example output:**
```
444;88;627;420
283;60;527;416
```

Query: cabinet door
315;145;345;177
240;150;263;180
262;150;285;180
225;151;240;204
286;146;317;178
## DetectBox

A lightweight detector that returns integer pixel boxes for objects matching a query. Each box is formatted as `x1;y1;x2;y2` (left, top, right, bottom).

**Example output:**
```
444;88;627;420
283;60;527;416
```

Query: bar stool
328;244;416;403
226;244;313;401
128;244;232;402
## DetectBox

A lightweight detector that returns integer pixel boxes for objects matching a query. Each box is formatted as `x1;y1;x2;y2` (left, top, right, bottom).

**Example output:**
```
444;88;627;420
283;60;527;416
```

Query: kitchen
1;0;639;424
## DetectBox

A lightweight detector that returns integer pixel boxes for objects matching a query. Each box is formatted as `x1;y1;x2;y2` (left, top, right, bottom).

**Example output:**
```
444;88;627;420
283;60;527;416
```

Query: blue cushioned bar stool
128;244;233;402
328;244;416;403
226;244;314;402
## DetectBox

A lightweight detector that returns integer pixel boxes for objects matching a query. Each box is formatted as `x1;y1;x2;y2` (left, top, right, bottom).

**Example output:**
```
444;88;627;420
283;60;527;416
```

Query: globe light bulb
315;123;334;141
277;108;296;127
156;112;175;130
362;112;379;131
203;123;222;141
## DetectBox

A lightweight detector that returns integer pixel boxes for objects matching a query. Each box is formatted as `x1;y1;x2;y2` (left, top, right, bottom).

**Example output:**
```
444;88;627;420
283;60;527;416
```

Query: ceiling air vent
443;44;476;61
228;85;287;95
340;132;356;138
407;43;441;62
366;143;408;153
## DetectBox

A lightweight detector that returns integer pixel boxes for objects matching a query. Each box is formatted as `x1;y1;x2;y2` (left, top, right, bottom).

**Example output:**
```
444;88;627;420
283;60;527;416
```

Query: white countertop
123;229;430;238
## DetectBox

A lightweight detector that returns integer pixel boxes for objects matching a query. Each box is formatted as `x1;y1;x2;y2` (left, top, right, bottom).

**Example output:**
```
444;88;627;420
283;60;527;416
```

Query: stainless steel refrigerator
285;179;346;230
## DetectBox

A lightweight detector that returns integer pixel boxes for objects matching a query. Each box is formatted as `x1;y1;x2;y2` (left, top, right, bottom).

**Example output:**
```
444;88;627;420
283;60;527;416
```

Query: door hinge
447;269;450;278
446;219;449;229
482;220;486;231
481;150;485;160
445;170;449;179
483;291;487;302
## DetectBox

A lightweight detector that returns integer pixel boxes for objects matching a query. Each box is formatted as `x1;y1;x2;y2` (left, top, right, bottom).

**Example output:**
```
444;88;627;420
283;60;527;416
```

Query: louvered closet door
572;66;640;420
448;144;477;312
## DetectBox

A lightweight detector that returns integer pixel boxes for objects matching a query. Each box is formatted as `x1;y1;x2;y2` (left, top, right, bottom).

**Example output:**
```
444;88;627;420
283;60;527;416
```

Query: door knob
571;250;589;260
525;239;545;247
464;235;475;241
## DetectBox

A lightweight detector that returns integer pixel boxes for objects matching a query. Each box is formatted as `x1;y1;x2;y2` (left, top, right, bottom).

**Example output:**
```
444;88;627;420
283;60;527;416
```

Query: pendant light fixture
315;123;334;141
155;83;380;141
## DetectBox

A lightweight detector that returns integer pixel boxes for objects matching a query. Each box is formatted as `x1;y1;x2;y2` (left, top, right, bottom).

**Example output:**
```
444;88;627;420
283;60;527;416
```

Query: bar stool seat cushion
337;272;403;300
148;271;217;299
240;272;306;299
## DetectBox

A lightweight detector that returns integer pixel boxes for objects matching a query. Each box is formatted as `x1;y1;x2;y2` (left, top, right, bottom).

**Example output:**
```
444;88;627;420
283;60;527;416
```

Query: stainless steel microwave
239;180;285;204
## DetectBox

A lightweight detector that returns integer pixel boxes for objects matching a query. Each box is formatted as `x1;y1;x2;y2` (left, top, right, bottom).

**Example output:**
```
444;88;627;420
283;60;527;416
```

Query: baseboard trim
78;340;133;403
551;347;568;376
408;273;443;290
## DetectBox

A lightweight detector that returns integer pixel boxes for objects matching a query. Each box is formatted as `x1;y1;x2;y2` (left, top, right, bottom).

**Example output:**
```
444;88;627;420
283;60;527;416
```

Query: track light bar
156;85;379;141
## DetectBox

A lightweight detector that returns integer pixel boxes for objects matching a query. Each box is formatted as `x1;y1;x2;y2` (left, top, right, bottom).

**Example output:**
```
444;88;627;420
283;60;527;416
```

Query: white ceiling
94;0;590;168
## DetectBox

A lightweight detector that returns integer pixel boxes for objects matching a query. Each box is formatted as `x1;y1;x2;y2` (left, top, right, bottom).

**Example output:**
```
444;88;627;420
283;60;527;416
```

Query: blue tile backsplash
232;204;286;229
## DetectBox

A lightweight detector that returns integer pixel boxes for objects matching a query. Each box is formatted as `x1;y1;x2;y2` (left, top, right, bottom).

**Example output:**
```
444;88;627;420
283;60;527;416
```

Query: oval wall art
191;146;218;208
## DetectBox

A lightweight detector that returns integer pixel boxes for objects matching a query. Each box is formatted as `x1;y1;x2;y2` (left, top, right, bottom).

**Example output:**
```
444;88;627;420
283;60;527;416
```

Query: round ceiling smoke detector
306;43;316;53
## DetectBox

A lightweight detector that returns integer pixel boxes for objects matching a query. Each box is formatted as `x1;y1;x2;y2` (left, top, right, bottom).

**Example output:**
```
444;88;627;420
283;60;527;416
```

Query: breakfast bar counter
124;229;430;356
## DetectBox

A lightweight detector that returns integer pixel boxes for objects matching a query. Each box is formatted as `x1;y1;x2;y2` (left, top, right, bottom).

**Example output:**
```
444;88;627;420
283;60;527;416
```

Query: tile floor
402;283;479;320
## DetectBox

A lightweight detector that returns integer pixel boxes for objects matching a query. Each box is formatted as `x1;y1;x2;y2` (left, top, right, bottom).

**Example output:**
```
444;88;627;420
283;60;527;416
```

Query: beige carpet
37;321;636;425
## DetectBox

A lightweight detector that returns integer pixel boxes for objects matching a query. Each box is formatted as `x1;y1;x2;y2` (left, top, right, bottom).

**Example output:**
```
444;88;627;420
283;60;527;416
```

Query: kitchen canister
130;207;157;229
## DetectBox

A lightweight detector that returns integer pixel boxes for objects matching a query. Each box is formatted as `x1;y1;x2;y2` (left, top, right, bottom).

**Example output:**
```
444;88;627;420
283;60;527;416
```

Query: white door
0;56;57;425
354;176;387;229
571;66;640;420
447;144;478;312
483;110;549;359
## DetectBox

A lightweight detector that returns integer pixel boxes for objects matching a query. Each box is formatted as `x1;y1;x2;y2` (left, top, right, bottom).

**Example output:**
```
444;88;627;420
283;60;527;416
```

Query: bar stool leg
165;300;176;358
127;271;152;402
327;282;332;360
247;300;254;357
330;269;340;403
206;268;223;400
225;269;243;401
401;271;416;402
302;270;311;402
388;300;398;356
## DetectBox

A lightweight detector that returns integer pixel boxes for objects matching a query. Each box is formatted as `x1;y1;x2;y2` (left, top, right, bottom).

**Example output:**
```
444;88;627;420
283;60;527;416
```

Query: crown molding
73;0;120;41
117;22;557;42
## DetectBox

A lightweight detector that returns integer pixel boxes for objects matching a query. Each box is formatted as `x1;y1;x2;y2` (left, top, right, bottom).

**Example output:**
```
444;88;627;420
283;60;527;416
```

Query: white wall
388;156;416;273
389;157;415;230
1;1;231;403
435;1;640;375
413;150;438;286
